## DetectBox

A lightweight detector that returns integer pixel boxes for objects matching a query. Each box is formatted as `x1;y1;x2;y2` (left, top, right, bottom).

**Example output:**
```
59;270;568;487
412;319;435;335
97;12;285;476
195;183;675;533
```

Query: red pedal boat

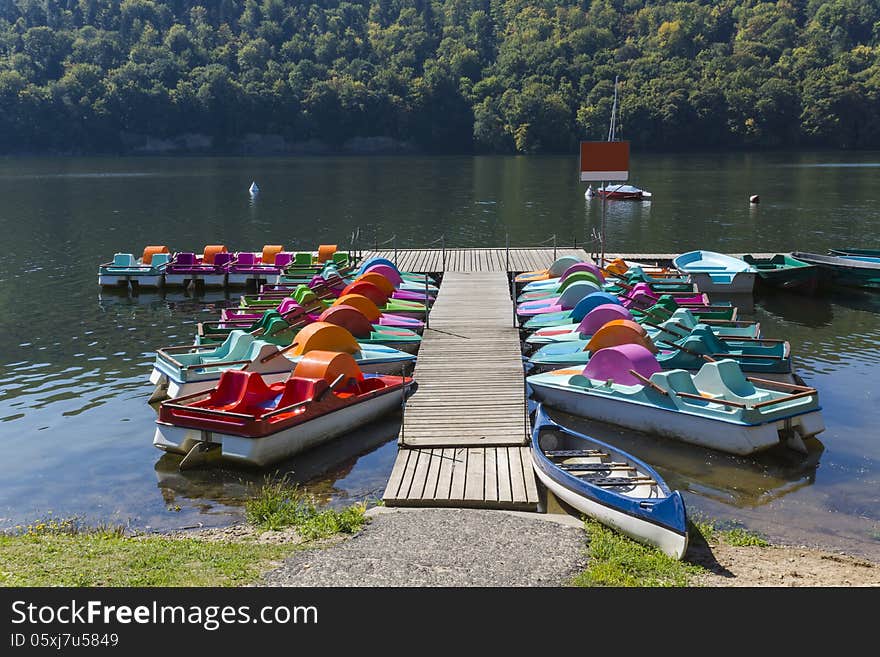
154;351;412;468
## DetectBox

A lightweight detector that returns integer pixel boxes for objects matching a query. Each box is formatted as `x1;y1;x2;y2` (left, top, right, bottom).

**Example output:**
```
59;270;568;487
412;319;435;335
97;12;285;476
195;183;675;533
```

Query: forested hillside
1;1;878;154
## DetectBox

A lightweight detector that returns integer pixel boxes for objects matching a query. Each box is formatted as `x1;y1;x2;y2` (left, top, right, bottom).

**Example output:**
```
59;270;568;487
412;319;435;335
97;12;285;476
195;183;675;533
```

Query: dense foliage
1;1;879;153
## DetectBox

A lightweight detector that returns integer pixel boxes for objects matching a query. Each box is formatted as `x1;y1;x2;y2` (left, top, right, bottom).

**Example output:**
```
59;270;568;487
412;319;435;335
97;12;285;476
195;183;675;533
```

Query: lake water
0;152;878;559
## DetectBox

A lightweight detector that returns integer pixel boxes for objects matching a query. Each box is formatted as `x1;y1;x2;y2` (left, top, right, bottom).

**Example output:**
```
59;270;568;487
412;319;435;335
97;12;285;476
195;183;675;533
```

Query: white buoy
249;181;260;195
585;185;593;199
749;194;760;204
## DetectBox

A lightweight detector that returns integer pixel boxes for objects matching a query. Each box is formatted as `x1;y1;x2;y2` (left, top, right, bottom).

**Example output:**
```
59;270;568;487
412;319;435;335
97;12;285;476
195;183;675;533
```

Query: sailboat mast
608;75;619;142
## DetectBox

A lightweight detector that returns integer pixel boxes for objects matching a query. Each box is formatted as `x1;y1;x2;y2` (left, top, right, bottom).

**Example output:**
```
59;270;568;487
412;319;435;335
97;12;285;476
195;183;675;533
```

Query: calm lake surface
1;152;878;558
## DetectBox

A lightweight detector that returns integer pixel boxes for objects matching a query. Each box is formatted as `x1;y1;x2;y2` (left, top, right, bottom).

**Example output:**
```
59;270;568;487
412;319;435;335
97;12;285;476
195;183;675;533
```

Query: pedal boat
526;318;793;380
514;256;584;285
148;323;416;402
224;293;425;332
154;351;412;468
198;305;421;353
521;291;737;332
526;344;824;456
98;246;170;288
520;262;606;293
516;281;603;323
524;305;761;351
225;246;294;286
164;245;229;288
531;405;688;559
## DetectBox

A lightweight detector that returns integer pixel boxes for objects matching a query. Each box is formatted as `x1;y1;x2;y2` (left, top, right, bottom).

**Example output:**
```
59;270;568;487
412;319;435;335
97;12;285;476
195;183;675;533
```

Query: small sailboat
586;78;652;202
249;181;260;195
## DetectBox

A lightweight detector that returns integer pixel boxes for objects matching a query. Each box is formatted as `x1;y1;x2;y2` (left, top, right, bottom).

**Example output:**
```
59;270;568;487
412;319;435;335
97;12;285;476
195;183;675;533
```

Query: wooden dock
362;247;588;273
383;271;540;510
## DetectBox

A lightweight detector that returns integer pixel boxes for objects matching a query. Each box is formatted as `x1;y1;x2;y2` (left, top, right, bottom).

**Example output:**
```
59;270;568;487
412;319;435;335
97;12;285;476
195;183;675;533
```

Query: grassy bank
571;517;770;587
0;483;368;587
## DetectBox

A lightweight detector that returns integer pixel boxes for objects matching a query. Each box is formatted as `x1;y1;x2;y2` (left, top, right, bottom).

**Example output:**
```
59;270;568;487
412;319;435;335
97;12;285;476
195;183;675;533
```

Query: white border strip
580;171;628;181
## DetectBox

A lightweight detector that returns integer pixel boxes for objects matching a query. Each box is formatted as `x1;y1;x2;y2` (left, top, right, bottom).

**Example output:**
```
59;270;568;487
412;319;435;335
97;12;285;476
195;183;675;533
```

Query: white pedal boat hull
154;392;403;467
528;381;824;456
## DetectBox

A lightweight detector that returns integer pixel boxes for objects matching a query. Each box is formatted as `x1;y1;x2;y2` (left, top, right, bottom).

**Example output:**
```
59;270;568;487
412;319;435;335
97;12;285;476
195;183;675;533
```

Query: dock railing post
424;273;430;330
441;235;446;272
553;233;557;261
511;273;517;328
505;232;509;273
399;363;407;446
393;234;397;267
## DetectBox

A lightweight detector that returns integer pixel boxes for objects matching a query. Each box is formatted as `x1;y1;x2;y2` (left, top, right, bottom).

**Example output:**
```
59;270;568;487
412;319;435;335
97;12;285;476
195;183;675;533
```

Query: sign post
579;141;629;266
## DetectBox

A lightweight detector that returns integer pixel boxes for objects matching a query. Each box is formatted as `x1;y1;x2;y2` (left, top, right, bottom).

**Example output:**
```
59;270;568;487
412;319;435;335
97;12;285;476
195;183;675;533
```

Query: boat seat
275;377;325;409
201;370;252;410
229;371;278;415
201;331;255;364
545;449;606;457
670;308;697;329
275;297;300;315
150;253;171;268
332;252;349;266
683;325;727;353
236;252;258;267
294;252;313;265
214;252;234;268
651;369;701;397
112;253;136;267
577;475;656;487
558;462;631;471
692;360;769;404
274;252;293;268
173;252;197;266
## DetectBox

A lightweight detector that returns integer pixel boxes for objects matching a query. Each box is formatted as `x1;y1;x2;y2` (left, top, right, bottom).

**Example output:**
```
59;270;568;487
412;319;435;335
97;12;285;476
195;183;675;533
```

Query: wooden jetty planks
383;446;537;510
399;271;526;448
360;247;590;273
381;268;542;510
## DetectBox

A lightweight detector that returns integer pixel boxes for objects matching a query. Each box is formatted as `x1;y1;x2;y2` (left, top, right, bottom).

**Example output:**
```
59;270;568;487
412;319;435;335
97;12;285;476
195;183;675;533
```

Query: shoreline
4;506;878;587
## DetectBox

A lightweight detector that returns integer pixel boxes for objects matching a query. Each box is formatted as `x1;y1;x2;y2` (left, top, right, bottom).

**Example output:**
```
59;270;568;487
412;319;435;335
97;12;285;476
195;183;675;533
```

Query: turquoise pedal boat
148;324;416;402
526;344;824;455
524;306;761;351
527;320;792;379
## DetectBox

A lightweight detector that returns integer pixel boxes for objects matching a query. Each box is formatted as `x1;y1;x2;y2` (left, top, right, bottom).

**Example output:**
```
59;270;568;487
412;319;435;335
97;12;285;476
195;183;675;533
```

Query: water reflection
2;154;880;558
153;416;402;512
546;409;825;508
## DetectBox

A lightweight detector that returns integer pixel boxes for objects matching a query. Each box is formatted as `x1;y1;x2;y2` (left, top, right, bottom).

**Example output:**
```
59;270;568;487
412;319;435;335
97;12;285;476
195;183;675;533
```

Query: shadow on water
153;415;403;513
544;408;826;509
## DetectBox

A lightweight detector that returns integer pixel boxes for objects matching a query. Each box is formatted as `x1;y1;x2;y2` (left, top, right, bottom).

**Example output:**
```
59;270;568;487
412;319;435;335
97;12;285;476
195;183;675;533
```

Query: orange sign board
579;141;629;181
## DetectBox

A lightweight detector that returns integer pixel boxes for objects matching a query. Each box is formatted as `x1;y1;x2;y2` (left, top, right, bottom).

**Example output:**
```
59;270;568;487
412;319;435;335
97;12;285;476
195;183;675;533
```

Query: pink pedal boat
221;294;425;332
